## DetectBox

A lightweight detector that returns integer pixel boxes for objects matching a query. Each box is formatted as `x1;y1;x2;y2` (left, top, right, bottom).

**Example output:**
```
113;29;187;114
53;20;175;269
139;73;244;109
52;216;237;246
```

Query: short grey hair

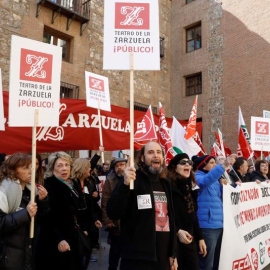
45;151;72;179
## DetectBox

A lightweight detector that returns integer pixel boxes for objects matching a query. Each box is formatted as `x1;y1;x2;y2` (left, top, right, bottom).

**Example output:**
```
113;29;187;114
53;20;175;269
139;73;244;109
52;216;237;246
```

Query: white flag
170;116;201;158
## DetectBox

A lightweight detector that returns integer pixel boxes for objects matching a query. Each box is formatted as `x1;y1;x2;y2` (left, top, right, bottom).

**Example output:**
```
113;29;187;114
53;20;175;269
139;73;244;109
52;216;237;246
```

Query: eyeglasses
178;160;193;166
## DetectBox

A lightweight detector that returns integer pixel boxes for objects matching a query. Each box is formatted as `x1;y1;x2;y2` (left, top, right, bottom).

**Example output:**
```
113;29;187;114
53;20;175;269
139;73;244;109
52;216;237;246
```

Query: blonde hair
71;158;90;180
45;152;72;179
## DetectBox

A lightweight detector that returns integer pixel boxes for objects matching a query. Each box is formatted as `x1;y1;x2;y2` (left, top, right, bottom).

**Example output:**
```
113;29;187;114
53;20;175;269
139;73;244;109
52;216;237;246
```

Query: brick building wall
171;0;270;153
0;0;171;117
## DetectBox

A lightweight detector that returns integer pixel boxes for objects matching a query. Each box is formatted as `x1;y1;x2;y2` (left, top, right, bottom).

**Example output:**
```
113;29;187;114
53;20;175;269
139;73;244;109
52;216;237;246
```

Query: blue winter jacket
195;164;225;229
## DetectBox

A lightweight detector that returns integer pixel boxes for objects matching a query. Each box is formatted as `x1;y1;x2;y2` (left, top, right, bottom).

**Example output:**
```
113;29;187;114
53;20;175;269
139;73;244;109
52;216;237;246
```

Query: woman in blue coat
192;155;230;270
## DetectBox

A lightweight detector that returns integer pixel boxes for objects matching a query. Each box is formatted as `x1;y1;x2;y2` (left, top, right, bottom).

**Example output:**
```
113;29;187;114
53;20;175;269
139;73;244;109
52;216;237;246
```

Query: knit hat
192;155;215;171
112;158;128;167
168;153;190;170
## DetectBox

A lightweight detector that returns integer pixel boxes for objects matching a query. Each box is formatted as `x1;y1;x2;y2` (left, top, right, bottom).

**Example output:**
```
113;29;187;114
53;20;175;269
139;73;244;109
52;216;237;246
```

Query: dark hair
0;153;31;182
36;153;44;185
0;153;6;166
27;152;44;185
233;157;247;171
255;160;268;171
136;142;166;178
167;163;197;186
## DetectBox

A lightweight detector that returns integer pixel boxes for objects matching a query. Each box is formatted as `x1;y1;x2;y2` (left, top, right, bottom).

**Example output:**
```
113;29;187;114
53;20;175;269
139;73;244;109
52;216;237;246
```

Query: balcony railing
37;0;91;35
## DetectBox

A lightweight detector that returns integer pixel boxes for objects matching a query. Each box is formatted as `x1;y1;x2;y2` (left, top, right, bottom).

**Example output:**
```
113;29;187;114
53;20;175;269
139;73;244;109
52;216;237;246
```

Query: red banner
0;91;202;154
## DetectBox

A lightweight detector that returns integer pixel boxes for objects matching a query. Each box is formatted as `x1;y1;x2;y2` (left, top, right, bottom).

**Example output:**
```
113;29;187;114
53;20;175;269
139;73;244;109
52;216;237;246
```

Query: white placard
219;183;270;270
79;150;89;158
85;72;111;112
103;0;160;70
263;110;270;119
251;117;270;151
9;35;62;127
0;69;5;131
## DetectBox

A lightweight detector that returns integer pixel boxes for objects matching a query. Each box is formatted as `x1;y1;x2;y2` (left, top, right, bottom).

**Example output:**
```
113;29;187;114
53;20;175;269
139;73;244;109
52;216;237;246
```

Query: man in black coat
228;157;249;187
107;142;177;270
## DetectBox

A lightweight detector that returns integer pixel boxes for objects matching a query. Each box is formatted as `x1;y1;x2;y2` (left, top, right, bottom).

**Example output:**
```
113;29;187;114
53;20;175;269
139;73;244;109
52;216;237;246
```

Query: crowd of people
0;143;269;270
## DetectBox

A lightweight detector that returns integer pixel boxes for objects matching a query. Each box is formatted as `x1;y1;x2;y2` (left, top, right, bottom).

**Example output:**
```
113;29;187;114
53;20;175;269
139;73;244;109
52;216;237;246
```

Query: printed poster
9;35;62;127
85;72;111;112
0;69;5;131
103;0;160;70
250;117;270;151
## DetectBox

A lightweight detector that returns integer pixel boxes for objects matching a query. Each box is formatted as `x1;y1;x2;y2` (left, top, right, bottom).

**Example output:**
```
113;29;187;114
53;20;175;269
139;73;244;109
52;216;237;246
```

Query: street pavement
88;228;111;270
88;228;270;270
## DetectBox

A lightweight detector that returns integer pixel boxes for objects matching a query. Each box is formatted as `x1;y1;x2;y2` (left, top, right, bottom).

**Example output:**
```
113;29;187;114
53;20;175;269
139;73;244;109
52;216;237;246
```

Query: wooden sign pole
30;109;39;238
98;101;105;164
130;52;134;190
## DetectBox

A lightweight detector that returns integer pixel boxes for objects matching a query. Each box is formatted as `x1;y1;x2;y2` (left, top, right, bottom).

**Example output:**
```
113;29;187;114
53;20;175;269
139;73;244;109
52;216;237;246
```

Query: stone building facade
171;0;270;152
0;0;171;118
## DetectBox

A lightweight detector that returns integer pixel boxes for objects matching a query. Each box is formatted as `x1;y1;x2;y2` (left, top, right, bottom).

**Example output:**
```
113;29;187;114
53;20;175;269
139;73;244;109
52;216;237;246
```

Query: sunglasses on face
178;160;193;166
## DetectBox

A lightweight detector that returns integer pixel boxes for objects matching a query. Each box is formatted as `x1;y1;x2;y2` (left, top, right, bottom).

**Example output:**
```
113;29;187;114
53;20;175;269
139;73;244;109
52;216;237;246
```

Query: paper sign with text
251;117;270;151
0;69;4;131
103;0;160;70
85;72;111;112
9;35;62;127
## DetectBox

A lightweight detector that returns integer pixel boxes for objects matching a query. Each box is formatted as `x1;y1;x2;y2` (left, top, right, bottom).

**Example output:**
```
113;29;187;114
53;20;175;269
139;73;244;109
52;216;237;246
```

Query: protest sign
103;0;160;70
9;35;62;127
219;183;270;270
251;117;270;151
85;72;111;112
0;69;4;131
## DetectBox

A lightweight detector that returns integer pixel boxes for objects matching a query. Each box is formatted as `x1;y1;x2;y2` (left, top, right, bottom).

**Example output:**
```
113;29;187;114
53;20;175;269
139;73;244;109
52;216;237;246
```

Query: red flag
211;143;223;157
193;131;206;156
158;103;175;165
253;151;269;160
134;106;157;150
184;96;197;140
237;128;253;159
214;131;232;157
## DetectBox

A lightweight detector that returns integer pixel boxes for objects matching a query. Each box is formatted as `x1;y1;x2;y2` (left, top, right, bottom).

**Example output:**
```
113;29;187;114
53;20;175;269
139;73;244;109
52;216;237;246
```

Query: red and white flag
158;102;175;165
184;95;197;140
134;105;157;149
214;131;232;157
237;107;253;159
193;131;206;156
211;142;223;157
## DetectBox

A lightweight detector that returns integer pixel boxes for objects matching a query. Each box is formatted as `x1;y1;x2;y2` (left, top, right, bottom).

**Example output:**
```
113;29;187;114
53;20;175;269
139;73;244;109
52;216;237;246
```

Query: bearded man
107;142;177;270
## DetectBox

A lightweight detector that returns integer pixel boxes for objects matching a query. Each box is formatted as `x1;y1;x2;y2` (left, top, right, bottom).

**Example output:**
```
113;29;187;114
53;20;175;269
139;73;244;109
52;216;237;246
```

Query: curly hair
44;152;72;179
0;153;32;182
71;158;90;180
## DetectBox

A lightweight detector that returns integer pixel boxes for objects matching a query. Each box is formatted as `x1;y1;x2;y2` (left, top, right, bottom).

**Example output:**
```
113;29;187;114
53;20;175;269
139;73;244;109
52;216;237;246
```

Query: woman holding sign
0;153;49;270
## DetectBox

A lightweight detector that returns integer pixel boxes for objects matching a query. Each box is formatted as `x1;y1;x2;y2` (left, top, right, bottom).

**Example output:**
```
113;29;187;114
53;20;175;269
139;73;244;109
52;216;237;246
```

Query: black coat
37;175;86;270
0;188;49;270
250;170;268;182
229;170;250;187
171;178;203;241
107;169;176;262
